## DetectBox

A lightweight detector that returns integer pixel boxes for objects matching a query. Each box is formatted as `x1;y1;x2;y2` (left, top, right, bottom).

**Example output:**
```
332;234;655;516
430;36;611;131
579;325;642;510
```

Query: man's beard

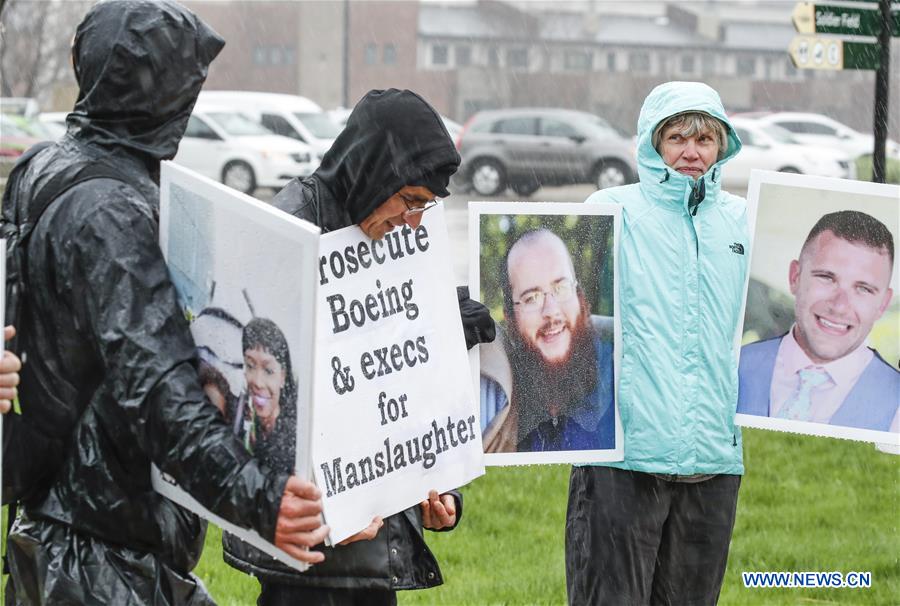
506;298;598;443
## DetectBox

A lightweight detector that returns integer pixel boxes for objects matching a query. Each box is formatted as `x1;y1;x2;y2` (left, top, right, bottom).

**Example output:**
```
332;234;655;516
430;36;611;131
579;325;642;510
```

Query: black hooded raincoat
223;89;467;592
2;2;288;603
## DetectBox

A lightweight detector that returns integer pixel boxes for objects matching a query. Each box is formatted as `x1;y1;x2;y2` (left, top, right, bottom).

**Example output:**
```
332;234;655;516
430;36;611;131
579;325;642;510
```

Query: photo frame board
469;201;624;466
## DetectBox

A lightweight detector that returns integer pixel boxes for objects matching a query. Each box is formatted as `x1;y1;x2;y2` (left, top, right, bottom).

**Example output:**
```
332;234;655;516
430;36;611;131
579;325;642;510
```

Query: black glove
456;286;496;350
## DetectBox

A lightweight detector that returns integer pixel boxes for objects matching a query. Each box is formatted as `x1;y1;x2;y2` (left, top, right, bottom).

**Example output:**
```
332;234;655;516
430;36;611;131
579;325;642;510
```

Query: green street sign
789;35;881;70
792;2;900;37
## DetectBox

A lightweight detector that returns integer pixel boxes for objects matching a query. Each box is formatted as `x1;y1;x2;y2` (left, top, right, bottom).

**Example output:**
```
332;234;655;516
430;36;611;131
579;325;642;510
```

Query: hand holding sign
338;516;384;545
0;326;21;414
274;476;329;563
420;490;457;530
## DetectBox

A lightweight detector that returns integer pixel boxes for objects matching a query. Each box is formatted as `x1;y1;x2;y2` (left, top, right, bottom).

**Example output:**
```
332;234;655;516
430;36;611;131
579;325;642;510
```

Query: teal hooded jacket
586;81;749;475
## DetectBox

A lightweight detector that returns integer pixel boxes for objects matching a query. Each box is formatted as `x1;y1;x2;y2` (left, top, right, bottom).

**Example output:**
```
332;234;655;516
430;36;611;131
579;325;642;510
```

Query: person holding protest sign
0;1;328;602
481;228;615;453
223;88;495;606
569;81;748;604
738;210;898;431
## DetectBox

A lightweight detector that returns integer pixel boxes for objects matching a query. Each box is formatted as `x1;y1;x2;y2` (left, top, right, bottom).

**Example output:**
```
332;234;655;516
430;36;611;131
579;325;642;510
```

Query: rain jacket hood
314;88;461;224
68;0;224;161
585;81;749;476
634;81;742;215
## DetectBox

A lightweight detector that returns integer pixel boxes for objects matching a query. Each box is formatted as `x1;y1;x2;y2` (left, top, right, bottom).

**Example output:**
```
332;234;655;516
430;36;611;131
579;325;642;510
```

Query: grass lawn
854;155;900;184
194;428;899;605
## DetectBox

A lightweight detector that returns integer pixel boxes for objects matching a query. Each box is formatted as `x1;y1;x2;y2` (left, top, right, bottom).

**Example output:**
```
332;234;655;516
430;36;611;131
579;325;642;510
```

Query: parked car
456;108;636;197
199;91;341;160
441;116;463;141
38;112;69;139
326;107;352;128
174;103;318;195
1;112;54;180
736;111;900;161
725;117;855;187
0;97;40;118
1;113;51;157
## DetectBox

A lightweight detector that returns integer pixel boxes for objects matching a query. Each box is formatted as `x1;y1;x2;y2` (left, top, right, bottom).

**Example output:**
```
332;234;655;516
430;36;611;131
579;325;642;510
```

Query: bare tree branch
0;0;88;107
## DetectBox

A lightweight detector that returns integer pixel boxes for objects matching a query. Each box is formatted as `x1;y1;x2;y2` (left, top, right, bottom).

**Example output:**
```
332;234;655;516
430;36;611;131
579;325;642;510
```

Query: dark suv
456;108;636;197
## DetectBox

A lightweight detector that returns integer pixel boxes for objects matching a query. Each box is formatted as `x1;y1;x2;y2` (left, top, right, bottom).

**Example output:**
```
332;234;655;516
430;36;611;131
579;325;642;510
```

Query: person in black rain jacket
1;1;327;604
223;88;496;606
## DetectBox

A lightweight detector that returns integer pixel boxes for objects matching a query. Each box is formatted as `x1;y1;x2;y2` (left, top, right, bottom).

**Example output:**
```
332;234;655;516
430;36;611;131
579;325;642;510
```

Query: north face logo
729;242;745;255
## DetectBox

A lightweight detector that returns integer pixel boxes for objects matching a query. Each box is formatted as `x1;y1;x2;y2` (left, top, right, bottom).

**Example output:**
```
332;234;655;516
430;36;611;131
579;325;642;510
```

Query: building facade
185;0;899;138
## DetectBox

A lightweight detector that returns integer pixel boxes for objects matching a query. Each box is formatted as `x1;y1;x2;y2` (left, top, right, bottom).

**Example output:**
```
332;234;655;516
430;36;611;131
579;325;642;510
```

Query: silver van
456;108;636;196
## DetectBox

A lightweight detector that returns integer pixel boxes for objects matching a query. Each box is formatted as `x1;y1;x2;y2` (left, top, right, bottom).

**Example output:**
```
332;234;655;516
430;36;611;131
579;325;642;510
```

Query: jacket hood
68;0;224;161
635;81;742;208
313;88;461;224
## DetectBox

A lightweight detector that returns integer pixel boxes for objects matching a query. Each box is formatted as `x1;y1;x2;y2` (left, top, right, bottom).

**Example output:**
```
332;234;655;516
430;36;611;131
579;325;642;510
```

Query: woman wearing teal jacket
567;81;749;605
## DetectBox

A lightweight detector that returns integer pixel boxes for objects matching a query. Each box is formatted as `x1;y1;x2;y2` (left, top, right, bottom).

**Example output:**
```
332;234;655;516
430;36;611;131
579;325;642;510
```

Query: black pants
258;583;397;606
565;466;741;606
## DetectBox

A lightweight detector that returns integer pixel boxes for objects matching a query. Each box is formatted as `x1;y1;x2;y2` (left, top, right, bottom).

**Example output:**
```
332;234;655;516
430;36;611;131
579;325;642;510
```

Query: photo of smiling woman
242;317;298;474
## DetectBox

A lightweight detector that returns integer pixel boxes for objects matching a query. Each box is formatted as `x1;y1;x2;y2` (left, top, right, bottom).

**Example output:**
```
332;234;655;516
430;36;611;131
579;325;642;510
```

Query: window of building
456;46;471;67
364;43;377;65
253;46;267;66
383;44;396;65
507;48;528;69
628;52;650;73
736;56;756;76
432;44;449;66
488;46;500;67
492;116;537;136
564;50;592;71
253;45;295;67
680;55;695;75
701;54;715;75
785;59;798;78
283;46;296;66
606;52;617;72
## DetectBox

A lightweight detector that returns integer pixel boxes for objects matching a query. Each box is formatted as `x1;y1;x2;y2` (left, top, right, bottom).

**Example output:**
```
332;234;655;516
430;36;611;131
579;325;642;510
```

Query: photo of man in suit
738;210;899;432
480;227;616;453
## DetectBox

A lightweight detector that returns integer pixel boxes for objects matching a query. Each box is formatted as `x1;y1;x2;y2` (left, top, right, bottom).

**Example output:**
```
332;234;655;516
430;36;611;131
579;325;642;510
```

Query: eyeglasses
513;278;578;312
402;196;441;217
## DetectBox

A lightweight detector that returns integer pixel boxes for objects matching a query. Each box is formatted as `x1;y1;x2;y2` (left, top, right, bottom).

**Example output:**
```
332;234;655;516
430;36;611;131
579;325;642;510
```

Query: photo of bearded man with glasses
479;225;616;455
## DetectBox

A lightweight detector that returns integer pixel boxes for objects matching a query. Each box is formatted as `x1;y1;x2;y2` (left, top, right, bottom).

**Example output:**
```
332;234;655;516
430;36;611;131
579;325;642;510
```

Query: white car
724;117;855;188
38;112;69;138
740;111;900;161
200;91;341;160
174;103;319;195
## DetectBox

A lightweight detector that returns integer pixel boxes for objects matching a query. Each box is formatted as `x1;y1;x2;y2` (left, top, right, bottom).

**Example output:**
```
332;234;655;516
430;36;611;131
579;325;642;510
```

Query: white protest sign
736;170;899;446
155;161;319;571
313;207;484;543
